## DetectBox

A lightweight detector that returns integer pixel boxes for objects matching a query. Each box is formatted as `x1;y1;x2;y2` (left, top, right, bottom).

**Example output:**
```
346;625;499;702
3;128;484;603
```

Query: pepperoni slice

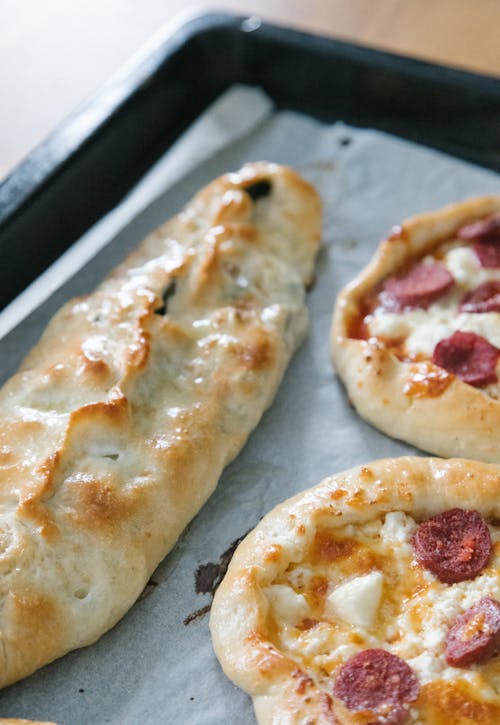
458;213;500;242
458;213;500;269
412;508;492;584
460;281;500;314
381;262;453;311
473;241;500;269
445;597;500;667
333;649;419;724
432;331;499;387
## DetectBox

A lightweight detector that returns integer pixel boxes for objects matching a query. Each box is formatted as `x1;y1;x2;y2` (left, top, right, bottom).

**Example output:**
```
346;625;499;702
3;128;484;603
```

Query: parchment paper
1;85;499;724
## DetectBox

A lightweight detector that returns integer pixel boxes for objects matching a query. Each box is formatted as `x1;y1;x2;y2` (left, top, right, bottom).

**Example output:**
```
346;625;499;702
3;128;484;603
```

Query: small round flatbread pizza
210;458;500;724
330;196;500;462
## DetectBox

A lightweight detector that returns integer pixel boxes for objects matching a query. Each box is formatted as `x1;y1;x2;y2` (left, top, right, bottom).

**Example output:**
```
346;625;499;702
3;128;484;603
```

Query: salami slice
474;241;500;268
458;213;500;269
458;213;500;242
459;281;500;314
333;649;419;724
412;508;492;584
445;596;500;667
432;331;499;387
381;262;453;311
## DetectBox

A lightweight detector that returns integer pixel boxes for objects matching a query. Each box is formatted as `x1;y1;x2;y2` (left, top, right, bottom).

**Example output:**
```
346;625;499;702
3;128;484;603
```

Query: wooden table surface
1;0;500;181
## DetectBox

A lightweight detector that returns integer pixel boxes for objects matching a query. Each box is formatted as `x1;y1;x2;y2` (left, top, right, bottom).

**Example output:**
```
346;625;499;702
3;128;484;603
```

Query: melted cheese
445;247;500;288
265;511;500;720
370;307;500;359
366;243;500;393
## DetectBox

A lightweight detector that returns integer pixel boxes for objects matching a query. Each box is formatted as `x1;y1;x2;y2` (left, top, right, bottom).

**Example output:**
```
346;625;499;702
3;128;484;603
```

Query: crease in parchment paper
0;85;498;724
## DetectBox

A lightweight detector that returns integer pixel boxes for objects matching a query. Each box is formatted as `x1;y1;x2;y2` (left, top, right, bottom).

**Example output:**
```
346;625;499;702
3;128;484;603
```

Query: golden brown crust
210;457;500;724
330;196;500;462
0;162;322;688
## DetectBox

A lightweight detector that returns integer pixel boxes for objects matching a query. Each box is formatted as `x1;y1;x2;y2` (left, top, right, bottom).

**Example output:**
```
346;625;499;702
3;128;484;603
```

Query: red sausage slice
458;213;500;269
333;649;419;724
381;262;453;311
473;241;500;269
432;331;499;387
458;213;500;242
445;597;500;667
412;508;492;584
460;281;500;314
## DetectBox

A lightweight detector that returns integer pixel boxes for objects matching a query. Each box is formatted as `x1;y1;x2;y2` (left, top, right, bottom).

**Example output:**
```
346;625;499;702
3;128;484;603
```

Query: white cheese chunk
405;313;500;357
381;511;416;543
327;571;383;629
264;584;309;626
444;245;500;288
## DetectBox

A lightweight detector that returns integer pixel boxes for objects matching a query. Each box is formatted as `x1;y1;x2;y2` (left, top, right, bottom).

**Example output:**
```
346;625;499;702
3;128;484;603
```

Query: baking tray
1;12;500;312
1;12;500;723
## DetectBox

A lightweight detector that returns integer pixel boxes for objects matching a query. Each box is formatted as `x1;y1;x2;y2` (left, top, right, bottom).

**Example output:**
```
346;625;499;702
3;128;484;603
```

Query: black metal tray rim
2;11;499;227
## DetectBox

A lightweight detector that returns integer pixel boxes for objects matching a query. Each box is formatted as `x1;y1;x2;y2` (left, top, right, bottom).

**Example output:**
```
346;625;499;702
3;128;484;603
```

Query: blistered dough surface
0;162;321;687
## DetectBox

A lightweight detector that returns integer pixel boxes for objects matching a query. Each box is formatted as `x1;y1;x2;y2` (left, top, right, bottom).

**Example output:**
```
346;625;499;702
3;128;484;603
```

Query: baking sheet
2;86;500;723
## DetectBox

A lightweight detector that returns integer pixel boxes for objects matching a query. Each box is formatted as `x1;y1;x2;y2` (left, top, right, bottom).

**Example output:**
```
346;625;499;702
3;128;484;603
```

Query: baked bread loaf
331;196;500;462
211;457;500;724
0;162;321;687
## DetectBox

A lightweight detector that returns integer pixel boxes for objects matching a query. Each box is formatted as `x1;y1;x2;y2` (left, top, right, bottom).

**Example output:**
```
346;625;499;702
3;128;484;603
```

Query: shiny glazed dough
0;162;321;687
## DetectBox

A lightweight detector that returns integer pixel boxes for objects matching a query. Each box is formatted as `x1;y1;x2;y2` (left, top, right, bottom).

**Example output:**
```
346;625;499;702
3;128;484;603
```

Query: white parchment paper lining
1;85;499;723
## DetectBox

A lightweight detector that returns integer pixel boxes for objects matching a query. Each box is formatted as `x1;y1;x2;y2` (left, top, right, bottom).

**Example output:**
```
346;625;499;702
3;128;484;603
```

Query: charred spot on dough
243;179;272;202
155;280;177;316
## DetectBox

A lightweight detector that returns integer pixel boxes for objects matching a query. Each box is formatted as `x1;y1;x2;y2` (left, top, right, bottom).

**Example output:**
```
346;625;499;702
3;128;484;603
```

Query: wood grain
0;0;499;180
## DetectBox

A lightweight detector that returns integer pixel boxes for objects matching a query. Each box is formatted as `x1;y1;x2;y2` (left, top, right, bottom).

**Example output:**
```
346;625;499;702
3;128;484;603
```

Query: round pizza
330;196;500;462
210;457;500;724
